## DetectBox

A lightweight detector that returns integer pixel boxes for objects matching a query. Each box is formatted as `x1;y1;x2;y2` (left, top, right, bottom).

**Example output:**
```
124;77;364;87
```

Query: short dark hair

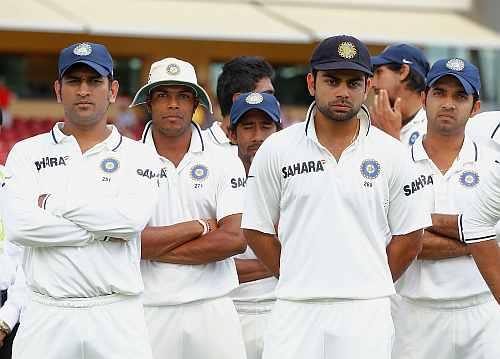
229;119;282;133
216;56;274;117
376;63;426;92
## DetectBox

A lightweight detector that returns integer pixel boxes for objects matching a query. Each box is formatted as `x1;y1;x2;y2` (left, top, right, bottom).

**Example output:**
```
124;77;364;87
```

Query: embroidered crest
166;63;180;75
100;158;120;174
446;58;465;72
191;164;209;182
360;159;381;180
459;170;479;188
408;131;420;145
338;42;357;59
245;92;264;105
73;43;92;56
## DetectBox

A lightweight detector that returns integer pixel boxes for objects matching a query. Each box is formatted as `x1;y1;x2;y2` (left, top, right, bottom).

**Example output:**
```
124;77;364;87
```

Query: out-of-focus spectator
0;78;14;129
114;95;138;138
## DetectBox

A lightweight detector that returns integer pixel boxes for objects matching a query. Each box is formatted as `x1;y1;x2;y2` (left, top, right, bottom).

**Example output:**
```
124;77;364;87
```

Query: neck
423;130;464;172
221;117;231;137
400;91;423;126
61;120;111;153
152;125;192;167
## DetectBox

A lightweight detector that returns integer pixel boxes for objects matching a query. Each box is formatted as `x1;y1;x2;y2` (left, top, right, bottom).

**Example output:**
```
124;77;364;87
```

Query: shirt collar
411;135;478;164
208;121;231;145
304;102;371;144
141;120;205;153
401;107;426;134
490;120;500;144
51;122;123;151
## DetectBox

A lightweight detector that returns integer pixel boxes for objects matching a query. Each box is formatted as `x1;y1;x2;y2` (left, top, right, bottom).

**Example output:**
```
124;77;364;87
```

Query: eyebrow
322;73;363;81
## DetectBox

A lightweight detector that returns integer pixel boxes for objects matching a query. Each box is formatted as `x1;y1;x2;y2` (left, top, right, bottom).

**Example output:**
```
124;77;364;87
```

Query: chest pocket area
92;157;122;198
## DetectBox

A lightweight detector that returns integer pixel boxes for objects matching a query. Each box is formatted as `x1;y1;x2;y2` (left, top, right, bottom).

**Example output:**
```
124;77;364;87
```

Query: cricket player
370;44;430;146
1;42;161;359
206;56;275;152
131;57;248;359
393;58;500;359
228;92;281;359
242;35;431;359
466;110;500;152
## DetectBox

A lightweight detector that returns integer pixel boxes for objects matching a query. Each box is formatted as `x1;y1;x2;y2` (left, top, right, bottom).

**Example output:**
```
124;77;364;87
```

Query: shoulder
204;141;244;172
467;111;500;138
369;126;408;153
262;122;305;150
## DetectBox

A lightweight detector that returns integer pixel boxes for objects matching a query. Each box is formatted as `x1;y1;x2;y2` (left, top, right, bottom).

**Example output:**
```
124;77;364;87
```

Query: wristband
197;219;209;236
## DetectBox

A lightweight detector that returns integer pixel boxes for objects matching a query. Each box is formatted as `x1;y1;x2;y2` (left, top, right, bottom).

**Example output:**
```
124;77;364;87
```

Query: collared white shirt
397;136;493;300
242;103;431;300
466;111;500;152
400;108;427;147
140;121;246;305
2;123;161;299
204;121;239;155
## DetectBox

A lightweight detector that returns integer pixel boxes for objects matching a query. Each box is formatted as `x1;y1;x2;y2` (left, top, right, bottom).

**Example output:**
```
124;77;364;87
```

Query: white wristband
197;219;209;235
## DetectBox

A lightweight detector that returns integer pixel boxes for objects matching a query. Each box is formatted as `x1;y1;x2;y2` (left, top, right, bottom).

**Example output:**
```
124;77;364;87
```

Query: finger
394;97;402;114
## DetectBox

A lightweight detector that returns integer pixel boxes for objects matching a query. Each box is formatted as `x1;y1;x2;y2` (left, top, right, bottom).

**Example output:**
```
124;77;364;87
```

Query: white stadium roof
1;0;500;48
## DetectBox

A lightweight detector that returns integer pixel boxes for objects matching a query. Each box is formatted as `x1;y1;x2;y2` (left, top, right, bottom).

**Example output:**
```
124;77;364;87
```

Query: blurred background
1;0;500;163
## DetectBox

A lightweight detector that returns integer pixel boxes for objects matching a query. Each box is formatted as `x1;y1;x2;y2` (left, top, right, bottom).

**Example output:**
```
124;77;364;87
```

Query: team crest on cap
459;170;479;188
409;131;420;145
100;158;120;174
446;58;465;72
245;92;264;105
338;42;357;59
360;159;381;180
166;63;180;75
73;43;92;56
191;164;209;182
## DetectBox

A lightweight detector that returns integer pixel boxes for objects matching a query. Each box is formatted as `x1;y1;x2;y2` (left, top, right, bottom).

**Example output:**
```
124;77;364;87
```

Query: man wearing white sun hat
130;57;248;359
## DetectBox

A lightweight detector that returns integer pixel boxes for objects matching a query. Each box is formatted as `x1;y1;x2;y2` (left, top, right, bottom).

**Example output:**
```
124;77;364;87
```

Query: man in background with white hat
131;58;248;359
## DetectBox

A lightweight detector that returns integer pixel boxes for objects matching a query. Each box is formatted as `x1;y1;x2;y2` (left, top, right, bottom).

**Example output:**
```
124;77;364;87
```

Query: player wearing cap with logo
370;44;430;146
131;57;248;359
1;42;161;359
227;92;281;359
206;56;275;153
393;57;500;359
241;35;431;359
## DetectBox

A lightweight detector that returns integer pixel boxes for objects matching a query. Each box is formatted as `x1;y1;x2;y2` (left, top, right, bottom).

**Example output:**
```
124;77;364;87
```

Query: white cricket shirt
242;103;431;300
2;123;161;298
466;111;500;152
397;136;493;300
400;108;427;147
140;121;246;305
203;121;239;155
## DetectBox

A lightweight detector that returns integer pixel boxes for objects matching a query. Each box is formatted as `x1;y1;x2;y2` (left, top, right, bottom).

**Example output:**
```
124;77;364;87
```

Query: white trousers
145;296;247;359
393;293;500;359
263;297;394;359
235;301;274;359
13;292;152;359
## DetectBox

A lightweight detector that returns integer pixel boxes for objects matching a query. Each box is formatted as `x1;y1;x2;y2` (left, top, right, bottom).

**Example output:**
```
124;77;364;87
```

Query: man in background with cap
393;58;500;359
206;56;275;153
371;44;430;146
242;35;430;359
131;57;247;359
228;92;281;359
1;42;161;359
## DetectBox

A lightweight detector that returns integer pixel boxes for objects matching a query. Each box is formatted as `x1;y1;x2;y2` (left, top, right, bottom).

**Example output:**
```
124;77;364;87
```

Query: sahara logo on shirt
282;160;325;179
34;156;69;171
231;177;246;189
403;174;433;196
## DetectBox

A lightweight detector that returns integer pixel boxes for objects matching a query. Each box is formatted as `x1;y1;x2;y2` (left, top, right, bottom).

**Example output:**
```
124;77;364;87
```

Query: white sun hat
130;57;213;113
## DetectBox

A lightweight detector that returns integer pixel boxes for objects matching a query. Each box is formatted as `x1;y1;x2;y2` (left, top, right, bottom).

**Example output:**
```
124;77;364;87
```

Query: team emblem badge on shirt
360;159;381;180
408;131;420;145
73;43;92;56
245;93;264;105
166;63;180;75
446;58;465;71
338;42;357;59
191;164;209;182
459;170;479;188
100;158;120;174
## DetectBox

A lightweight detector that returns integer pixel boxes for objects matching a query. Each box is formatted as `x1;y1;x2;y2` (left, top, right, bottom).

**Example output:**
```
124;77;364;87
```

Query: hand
38;194;50;208
205;219;218;233
0;330;6;348
370;89;402;140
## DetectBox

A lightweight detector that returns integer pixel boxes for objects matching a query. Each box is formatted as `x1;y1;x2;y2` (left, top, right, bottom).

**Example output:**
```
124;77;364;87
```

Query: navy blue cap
371;44;430;81
426;58;480;96
58;42;114;78
230;92;281;126
310;35;372;76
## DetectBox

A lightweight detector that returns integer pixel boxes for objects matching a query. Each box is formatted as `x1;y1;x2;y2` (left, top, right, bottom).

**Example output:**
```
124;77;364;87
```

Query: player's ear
471;99;481;117
232;92;241;103
108;80;119;104
228;126;238;144
54;80;62;103
400;64;410;81
306;72;315;96
421;90;427;109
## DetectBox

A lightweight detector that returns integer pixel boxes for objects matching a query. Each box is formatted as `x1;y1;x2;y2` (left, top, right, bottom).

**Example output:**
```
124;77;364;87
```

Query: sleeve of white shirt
45;147;161;239
215;152;246;221
387;150;432;235
0;266;27;330
459;160;500;243
2;144;94;248
241;138;281;235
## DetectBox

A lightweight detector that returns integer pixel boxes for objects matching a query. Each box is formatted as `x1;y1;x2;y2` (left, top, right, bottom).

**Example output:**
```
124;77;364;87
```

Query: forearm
141;221;203;260
244;229;281;277
428;214;460;240
418;230;470;260
150;229;246;265
387;230;424;282
468;240;500;304
235;258;273;283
